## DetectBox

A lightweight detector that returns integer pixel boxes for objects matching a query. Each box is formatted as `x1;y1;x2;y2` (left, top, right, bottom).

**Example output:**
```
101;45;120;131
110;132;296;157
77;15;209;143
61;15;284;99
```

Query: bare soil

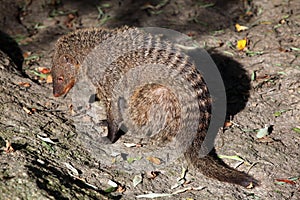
0;0;299;199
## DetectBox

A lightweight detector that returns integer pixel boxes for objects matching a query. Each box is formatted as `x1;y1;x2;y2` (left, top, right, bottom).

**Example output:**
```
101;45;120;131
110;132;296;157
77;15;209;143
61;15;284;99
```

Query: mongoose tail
185;146;258;187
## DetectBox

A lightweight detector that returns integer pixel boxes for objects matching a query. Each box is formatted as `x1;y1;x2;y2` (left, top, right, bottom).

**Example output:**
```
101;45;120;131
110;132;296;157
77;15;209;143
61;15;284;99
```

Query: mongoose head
52;54;79;97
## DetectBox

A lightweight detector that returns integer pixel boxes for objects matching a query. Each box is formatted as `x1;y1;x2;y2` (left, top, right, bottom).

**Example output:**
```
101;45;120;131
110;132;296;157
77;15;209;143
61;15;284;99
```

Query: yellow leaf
236;39;247;51
146;156;161;165
46;74;53;83
235;23;249;32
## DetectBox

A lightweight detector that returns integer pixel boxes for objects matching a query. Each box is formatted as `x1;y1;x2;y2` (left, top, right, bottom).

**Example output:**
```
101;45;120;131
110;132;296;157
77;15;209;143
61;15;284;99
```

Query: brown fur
52;26;258;188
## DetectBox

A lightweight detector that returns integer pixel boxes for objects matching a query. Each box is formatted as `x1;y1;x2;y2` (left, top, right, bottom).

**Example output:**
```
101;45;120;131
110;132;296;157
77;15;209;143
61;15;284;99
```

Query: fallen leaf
246;50;264;56
146;156;161;165
46;74;53;83
291;47;300;52
117;185;126;193
24;54;40;62
31;70;48;79
108;179;118;187
23;106;32;115
257;137;274;143
5;140;14;153
23;51;32;58
246;182;254;189
146;171;160;179
136;193;172;199
38;67;51;74
274;110;287;117
37;135;57;144
278;47;290;52
124;143;138;147
100;3;111;8
133;174;143;187
104;180;119;193
65;162;79;176
127;156;141;164
251;71;256;81
37;159;45;164
65;13;76;28
292;127;300;134
245;48;265;57
235;24;249;32
18;82;31;88
256;74;271;80
84;181;99;190
256;126;270;138
224;121;233;128
236;38;247;51
104;186;117;193
275;178;297;185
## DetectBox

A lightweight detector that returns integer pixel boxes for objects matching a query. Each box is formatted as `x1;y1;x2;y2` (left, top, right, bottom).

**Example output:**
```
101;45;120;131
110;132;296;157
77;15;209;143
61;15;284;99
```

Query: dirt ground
0;0;299;199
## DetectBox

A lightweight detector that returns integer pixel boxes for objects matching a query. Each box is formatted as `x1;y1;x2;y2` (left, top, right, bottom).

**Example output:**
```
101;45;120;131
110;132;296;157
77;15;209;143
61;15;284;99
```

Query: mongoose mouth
53;79;75;97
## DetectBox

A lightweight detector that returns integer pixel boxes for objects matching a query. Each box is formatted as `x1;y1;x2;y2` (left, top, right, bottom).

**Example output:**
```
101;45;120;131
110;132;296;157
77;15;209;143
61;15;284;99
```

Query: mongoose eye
57;76;64;83
63;55;71;63
59;54;77;66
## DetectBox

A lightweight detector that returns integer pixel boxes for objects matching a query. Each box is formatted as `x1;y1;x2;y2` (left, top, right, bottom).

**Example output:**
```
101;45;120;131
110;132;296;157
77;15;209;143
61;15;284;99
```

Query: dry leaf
135;143;143;147
46;74;53;83
65;162;79;176
108;179;118;187
257;137;274;143
146;156;161;165
124;143;138;147
18;82;31;88
124;143;143;148
235;23;249;32
117;185;126;193
133;174;143;187
23;106;32;115
38;67;51;74
136;193;172;198
5;141;14;153
246;182;254;189
84;181;98;190
275;178;296;185
224;121;233;128
37;135;57;144
65;13;76;28
256;125;271;138
23;51;32;58
256;74;271;80
146;171;160;179
236;38;247;51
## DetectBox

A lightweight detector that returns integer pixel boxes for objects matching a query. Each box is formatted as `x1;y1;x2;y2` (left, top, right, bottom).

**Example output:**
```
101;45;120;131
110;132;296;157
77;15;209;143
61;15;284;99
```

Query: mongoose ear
58;54;78;67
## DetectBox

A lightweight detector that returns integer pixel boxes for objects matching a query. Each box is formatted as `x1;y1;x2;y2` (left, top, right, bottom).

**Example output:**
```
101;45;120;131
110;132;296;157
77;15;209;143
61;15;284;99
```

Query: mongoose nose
53;88;63;97
53;93;61;97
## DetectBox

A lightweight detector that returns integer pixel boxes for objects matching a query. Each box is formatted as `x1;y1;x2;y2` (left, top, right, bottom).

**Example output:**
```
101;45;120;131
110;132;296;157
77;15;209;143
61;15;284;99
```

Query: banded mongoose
51;26;258;188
